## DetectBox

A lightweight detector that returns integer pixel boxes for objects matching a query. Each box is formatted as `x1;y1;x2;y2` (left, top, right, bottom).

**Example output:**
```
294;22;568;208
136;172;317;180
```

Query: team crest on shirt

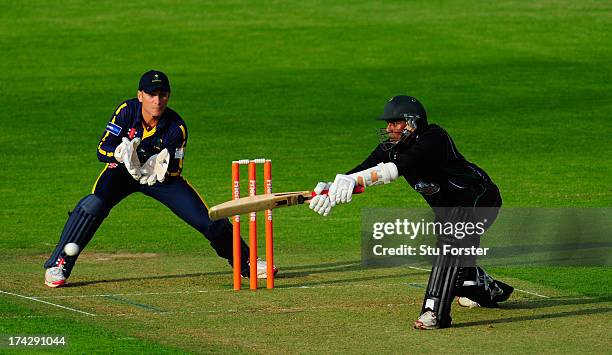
106;122;122;136
415;181;440;195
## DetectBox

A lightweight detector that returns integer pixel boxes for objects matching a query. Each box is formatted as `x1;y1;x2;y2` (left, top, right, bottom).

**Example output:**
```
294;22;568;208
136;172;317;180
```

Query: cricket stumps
232;158;274;290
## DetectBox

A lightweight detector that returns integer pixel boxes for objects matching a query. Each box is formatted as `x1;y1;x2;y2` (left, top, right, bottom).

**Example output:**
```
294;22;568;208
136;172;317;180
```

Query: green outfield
1;0;611;353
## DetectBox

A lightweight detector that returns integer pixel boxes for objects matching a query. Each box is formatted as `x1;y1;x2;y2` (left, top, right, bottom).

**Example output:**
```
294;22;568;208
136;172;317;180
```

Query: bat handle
312;185;365;197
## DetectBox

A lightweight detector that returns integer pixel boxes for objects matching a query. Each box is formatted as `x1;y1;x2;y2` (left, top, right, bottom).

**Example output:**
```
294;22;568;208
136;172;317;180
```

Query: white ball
64;243;80;256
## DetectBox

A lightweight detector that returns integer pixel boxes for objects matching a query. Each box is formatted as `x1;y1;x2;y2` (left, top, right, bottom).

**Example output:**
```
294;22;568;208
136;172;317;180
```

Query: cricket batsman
44;70;276;287
309;95;513;329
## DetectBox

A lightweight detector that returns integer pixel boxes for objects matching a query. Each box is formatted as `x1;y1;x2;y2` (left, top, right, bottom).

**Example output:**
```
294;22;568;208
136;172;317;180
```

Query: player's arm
97;102;142;179
314;144;389;193
164;122;188;177
309;162;398;215
329;144;396;202
329;162;399;203
97;102;132;163
137;121;186;186
140;122;187;186
309;146;395;215
338;132;443;195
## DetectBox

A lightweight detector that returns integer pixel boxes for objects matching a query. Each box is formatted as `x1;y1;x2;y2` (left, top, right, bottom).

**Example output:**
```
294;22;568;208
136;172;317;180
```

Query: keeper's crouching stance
309;95;512;329
44;70;276;288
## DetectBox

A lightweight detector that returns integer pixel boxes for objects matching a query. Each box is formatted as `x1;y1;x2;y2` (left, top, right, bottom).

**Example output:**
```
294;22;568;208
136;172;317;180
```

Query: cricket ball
64;243;80;256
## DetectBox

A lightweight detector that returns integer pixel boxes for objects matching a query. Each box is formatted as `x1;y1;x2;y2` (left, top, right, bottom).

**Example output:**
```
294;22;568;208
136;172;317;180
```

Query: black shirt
347;124;497;207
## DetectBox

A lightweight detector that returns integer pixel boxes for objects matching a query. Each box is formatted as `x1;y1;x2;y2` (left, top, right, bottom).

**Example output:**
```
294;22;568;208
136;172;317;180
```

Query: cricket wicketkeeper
44;70;276;288
309;95;513;329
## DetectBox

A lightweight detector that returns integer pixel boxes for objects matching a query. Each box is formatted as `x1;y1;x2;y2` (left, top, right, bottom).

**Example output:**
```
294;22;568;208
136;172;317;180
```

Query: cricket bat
208;187;364;221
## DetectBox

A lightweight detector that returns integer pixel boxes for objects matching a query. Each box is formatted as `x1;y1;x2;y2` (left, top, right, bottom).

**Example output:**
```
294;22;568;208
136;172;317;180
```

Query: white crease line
515;288;550;298
38;290;200;299
2;295;602;319
0;302;414;319
0;290;96;316
33;267;550;301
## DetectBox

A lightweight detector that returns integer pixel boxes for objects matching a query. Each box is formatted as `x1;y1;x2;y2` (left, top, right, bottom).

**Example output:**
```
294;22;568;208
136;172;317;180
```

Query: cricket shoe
45;266;66;288
241;258;278;279
414;311;439;330
256;258;278;279
457;297;480;308
492;281;514;303
45;257;67;288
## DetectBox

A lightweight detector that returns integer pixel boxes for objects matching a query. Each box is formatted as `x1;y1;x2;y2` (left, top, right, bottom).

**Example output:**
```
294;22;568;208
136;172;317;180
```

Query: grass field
1;0;611;353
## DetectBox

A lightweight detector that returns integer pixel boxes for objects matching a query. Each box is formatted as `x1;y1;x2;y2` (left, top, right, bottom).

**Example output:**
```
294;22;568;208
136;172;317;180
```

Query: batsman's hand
114;137;142;180
309;182;333;216
328;174;356;206
139;148;170;186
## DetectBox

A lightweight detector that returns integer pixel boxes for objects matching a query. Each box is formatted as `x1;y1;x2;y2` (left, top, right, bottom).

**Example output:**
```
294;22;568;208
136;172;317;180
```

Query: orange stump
232;162;241;290
264;160;274;289
248;161;258;290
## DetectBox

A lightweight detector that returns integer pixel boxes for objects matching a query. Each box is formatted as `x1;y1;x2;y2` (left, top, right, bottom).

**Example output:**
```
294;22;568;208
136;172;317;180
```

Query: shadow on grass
280;260;363;271
279;260;430;278
276;261;429;288
279;261;364;278
67;271;228;287
276;271;429;288
454;307;612;328
67;260;429;288
502;295;612;310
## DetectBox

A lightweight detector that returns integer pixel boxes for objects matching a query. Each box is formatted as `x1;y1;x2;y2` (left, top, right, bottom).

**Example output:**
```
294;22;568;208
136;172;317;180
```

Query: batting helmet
377;95;427;126
376;95;428;149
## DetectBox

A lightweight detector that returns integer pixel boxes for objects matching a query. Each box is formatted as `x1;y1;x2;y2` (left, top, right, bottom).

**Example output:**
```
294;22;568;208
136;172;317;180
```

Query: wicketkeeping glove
309;182;333;216
328;174;356;206
114;137;142;180
139;148;170;186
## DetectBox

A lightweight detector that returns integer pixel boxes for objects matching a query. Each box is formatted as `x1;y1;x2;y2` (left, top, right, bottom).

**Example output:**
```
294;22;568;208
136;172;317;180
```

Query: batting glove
309;182;333;216
328;174;356;206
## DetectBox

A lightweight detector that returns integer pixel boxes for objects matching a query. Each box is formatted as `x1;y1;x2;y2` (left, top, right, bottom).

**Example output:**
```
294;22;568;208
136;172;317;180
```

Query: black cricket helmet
376;95;428;149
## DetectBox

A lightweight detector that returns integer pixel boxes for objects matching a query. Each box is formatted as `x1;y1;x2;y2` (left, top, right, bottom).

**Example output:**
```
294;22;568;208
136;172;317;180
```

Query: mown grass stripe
103;295;165;313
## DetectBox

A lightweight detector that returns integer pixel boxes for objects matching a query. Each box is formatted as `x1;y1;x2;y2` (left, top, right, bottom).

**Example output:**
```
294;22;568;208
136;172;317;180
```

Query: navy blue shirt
97;98;187;177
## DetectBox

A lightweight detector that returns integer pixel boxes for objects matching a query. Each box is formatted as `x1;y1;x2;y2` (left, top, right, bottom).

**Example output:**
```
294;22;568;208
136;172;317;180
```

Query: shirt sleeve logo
174;147;184;159
106;122;122;136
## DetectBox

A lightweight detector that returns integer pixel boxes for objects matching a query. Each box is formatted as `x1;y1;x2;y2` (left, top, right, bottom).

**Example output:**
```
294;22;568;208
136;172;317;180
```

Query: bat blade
208;191;313;221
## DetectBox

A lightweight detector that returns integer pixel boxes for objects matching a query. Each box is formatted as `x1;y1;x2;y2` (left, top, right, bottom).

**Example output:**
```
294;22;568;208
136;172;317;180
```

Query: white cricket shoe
45;266;66;288
241;258;279;279
256;258;278;279
457;297;481;308
414;310;438;330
